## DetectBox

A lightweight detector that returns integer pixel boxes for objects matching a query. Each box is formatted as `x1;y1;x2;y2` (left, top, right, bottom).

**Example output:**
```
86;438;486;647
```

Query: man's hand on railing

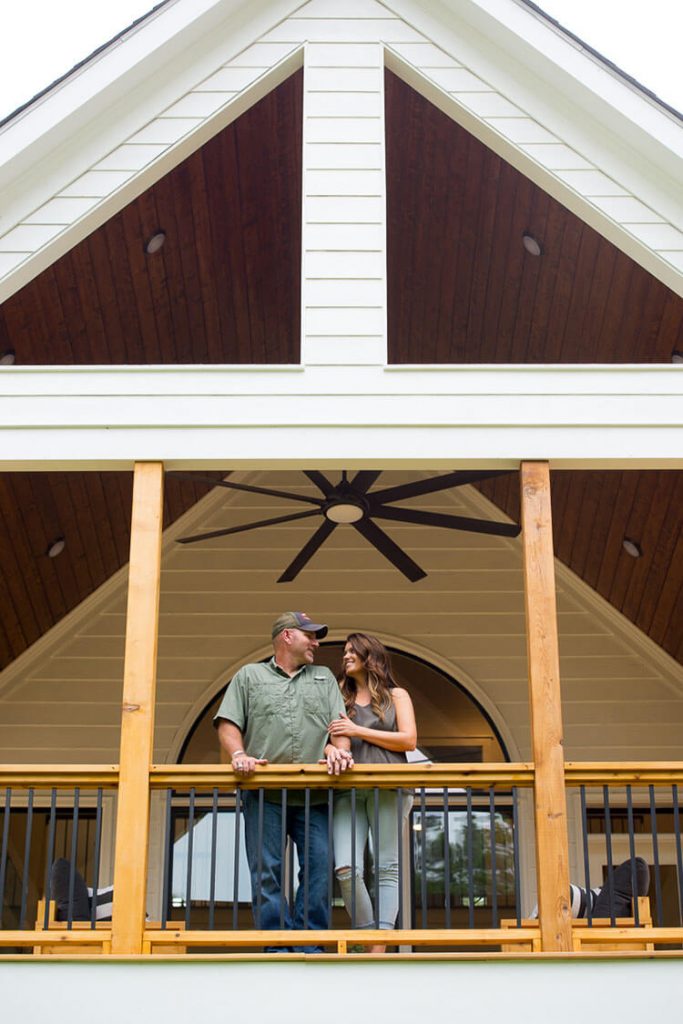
231;751;268;775
321;745;355;775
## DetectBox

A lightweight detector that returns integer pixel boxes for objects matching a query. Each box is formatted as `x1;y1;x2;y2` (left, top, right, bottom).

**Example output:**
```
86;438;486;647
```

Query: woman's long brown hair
339;633;399;721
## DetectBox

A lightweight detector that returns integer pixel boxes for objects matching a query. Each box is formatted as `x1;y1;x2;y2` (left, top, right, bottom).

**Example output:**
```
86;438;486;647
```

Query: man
214;611;353;948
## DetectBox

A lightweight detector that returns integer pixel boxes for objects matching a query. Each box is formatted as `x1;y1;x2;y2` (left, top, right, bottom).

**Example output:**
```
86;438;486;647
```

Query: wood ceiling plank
629;473;683;631
87;228;134;363
501;186;550;362
171;160;210;363
150;171;192;363
522;194;568;362
463;146;503;363
185;153;224;363
557;223;602;360
606;472;662;614
7;474;70;621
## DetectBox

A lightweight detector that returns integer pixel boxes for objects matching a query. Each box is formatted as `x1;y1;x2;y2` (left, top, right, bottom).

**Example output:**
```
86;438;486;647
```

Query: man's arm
217;719;267;775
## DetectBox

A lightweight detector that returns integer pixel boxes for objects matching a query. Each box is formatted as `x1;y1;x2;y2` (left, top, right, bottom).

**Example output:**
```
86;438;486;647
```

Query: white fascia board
0;364;680;469
388;0;683;227
0;0;304;243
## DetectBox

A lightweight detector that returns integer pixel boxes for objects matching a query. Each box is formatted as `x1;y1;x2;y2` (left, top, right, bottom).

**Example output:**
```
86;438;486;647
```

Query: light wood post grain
111;462;164;954
520;461;572;952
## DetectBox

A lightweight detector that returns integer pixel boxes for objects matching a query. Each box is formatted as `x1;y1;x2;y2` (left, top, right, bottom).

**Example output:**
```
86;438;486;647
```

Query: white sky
0;0;682;121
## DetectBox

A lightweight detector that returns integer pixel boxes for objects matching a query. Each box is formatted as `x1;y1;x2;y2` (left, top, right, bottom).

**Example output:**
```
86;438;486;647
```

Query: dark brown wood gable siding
386;71;683;365
0;71;303;366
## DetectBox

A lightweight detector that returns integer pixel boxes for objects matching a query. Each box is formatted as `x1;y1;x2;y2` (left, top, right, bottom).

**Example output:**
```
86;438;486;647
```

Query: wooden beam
520;461;572;952
111;462;164;955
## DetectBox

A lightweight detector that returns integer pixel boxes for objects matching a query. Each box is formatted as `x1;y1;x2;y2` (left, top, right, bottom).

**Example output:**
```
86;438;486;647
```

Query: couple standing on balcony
214;611;417;953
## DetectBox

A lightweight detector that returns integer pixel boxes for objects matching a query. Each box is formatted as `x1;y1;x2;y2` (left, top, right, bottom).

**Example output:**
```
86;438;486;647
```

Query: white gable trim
0;0;681;303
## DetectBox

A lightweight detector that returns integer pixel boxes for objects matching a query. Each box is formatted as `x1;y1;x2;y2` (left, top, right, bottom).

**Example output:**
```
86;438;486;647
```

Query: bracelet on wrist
231;749;245;759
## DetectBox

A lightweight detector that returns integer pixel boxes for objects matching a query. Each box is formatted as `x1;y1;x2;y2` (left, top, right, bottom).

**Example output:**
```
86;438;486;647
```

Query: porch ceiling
0;69;681;675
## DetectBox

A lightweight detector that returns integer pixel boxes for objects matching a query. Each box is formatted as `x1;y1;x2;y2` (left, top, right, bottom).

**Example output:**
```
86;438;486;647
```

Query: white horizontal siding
302;23;387;367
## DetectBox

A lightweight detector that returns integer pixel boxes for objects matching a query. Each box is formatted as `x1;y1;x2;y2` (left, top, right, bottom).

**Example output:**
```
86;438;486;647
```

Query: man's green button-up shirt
213;657;345;765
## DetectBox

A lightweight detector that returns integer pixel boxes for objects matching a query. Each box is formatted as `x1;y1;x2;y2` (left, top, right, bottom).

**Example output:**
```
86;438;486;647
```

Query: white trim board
0;364;680;469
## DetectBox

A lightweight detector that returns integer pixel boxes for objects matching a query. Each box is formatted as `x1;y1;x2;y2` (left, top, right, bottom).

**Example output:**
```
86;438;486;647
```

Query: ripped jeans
333;789;412;930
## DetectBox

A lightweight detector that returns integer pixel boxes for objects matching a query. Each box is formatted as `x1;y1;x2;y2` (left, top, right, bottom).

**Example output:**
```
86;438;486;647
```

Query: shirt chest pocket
249;683;284;717
302;678;328;720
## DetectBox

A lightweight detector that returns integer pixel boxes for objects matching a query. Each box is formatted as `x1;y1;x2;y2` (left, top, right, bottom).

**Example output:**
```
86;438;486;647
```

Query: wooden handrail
149;762;535;790
0;766;119;787
4;762;683;790
565;763;683;785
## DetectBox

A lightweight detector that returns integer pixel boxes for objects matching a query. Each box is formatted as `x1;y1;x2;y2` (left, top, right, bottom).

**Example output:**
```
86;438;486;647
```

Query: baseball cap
272;611;328;640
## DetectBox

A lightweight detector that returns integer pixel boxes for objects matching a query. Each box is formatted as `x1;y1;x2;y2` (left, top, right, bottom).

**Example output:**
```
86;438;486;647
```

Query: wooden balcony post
520;461;572;952
111;462;164;954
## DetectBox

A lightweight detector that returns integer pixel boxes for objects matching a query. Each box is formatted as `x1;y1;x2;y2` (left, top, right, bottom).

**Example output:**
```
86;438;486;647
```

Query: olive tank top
348;699;407;764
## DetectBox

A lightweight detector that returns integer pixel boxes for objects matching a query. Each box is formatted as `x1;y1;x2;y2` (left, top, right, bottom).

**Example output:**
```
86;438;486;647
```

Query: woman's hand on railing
320;745;355;775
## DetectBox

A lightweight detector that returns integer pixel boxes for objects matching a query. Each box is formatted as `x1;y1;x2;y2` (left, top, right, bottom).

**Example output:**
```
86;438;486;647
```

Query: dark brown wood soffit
0;471;223;670
0;469;680;672
385;71;683;364
0;71;303;365
478;470;682;664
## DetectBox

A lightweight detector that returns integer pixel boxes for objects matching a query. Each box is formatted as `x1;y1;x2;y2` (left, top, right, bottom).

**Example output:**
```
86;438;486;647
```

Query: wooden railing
2;762;683;956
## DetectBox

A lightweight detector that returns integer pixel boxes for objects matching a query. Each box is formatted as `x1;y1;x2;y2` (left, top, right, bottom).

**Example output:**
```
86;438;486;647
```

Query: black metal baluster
327;789;334;927
43;788;58;929
420;788;427;930
396;787;405;931
185;788;196;931
90;788;103;929
161;788;173;929
255;788;264;929
489;787;498;929
280;788;288;929
626;785;640;926
350;787;357;927
19;788;34;929
373;788;380;929
672;785;683;927
512;787;521;927
602;785;615;924
232;788;242;931
208;788;218;931
649;785;663;927
466;788;474;929
0;787;10;930
443;788;451;930
67;787;80;929
303;787;311;929
580;786;592;925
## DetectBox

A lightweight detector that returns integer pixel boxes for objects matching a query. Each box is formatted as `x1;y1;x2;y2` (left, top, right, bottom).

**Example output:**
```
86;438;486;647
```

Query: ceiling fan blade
352;518;426;582
303;470;336;497
278;518;338;582
167;472;323;506
349;470;383;494
177;509;321;545
372;505;521;537
368;470;514;506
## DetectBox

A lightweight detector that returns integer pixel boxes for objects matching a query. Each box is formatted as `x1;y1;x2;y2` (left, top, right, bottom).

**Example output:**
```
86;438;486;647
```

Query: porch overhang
1;363;681;470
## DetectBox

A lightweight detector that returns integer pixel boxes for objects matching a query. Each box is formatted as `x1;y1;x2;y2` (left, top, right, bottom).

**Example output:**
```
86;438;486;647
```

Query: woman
328;633;417;952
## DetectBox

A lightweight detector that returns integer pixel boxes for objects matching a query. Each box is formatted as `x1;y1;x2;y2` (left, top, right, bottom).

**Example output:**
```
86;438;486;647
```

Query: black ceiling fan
172;470;520;583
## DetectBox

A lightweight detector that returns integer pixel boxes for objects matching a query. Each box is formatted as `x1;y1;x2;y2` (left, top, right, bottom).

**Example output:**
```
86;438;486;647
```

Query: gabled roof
0;0;681;301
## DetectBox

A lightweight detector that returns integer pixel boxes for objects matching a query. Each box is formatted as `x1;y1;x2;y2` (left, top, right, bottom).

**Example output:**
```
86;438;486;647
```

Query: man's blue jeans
242;791;329;951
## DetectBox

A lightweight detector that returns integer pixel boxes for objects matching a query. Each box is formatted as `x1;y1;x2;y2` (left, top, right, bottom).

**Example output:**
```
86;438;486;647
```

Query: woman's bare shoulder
391;686;411;701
